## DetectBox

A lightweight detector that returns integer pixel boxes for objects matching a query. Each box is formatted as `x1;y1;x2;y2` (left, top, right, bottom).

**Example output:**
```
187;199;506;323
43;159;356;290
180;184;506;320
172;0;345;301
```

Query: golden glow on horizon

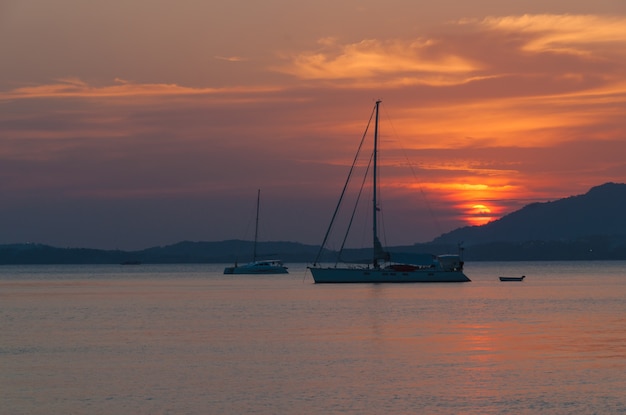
428;182;518;226
384;176;521;227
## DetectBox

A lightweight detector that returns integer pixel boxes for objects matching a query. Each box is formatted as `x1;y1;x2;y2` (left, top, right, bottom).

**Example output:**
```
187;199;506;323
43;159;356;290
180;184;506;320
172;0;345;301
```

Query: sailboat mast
253;189;260;262
373;100;381;267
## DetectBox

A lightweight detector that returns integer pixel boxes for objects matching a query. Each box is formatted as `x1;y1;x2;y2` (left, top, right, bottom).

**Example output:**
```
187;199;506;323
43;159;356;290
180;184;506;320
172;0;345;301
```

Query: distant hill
429;182;626;260
138;240;321;263
0;244;127;265
433;182;626;245
2;183;626;264
0;240;324;265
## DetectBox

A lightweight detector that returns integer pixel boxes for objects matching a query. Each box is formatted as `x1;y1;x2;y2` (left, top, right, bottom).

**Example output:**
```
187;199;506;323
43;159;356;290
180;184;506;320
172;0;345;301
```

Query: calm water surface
1;262;625;414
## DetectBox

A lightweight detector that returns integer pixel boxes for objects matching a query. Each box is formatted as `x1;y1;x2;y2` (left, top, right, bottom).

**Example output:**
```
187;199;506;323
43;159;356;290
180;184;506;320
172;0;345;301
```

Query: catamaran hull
224;266;288;275
309;268;470;283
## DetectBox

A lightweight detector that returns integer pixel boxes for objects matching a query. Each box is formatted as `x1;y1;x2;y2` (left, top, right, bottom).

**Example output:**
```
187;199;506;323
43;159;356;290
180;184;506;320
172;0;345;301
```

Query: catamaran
308;100;470;283
224;190;288;275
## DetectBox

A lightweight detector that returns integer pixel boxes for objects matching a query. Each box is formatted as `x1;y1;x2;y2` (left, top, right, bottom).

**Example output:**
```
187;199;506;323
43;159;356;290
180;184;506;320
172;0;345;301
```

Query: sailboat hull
308;267;470;283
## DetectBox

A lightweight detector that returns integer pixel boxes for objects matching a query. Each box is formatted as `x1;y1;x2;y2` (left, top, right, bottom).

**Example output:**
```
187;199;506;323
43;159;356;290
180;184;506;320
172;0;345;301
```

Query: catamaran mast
373;100;381;268
253;189;260;262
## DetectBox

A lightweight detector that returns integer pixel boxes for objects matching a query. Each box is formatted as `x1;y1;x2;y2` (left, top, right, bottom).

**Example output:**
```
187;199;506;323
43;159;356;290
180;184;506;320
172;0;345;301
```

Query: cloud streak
475;14;626;55
0;77;283;100
274;37;484;87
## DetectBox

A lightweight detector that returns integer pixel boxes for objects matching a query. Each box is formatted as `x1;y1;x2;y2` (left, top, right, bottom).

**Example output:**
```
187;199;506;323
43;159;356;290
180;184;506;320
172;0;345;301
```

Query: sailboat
308;100;470;283
223;190;289;274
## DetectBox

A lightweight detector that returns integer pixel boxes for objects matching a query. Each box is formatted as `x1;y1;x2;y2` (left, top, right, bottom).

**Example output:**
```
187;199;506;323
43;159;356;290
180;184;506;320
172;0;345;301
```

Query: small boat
499;276;525;281
224;189;288;275
224;260;288;275
308;100;470;283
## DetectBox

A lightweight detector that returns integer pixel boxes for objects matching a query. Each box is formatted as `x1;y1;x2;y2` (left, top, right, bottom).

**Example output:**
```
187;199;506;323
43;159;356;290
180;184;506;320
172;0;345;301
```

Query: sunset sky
2;1;626;250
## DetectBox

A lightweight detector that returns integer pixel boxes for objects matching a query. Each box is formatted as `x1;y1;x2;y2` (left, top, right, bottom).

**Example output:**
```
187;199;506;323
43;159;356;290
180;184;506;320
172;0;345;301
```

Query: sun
472;204;491;214
426;181;516;228
466;203;496;226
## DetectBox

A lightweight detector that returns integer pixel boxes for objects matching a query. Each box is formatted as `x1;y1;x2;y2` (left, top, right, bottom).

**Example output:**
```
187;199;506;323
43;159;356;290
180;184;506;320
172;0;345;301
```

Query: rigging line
253;189;260;262
232;194;259;264
337;149;374;264
376;122;388;252
301;267;310;283
356;175;373;254
313;104;377;265
379;194;388;255
372;137;388;254
380;104;445;237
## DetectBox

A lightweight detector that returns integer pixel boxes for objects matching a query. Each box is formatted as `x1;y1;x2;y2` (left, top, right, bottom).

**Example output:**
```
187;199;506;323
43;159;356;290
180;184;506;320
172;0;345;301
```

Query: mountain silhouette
432;182;626;246
2;183;626;263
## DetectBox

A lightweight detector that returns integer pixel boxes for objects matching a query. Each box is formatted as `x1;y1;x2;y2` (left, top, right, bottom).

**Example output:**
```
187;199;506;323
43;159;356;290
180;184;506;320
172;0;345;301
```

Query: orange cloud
410;97;614;148
0;78;282;100
274;37;483;86
214;55;248;62
475;14;626;55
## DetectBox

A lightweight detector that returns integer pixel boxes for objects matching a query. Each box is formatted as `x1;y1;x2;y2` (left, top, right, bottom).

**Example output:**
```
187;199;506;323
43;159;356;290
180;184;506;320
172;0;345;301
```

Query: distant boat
223;189;288;275
121;260;141;265
499;276;526;281
308;100;470;283
224;259;288;274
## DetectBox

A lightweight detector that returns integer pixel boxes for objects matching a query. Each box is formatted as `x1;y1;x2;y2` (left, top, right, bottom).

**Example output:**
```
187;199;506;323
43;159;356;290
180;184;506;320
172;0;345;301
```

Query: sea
1;261;625;415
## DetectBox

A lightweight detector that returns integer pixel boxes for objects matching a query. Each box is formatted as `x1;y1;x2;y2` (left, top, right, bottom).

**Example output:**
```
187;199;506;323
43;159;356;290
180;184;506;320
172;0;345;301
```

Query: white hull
224;260;288;275
309;267;470;283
